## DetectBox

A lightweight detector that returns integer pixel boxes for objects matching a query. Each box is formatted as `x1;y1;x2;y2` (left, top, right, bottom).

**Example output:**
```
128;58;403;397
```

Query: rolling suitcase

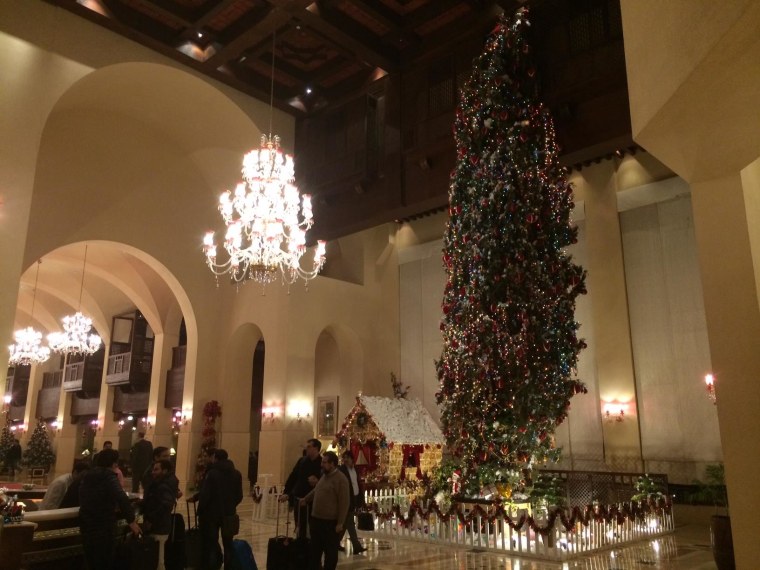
115;533;159;570
266;501;308;570
165;506;187;570
185;500;204;569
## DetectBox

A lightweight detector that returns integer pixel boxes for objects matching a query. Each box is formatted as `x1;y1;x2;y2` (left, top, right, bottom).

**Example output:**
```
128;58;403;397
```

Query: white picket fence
361;488;675;561
249;483;674;560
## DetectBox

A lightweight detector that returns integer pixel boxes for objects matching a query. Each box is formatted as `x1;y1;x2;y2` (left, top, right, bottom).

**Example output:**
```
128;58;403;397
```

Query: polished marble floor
236;498;717;570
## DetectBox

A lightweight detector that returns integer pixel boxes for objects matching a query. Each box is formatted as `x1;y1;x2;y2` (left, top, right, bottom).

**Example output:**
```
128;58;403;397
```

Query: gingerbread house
335;395;445;485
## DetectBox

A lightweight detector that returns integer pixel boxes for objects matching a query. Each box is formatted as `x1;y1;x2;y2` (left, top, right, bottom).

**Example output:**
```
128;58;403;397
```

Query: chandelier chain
78;244;89;310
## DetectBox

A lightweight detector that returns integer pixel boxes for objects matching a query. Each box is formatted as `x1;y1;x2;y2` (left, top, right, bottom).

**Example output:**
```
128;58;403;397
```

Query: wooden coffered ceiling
44;0;634;241
46;0;521;114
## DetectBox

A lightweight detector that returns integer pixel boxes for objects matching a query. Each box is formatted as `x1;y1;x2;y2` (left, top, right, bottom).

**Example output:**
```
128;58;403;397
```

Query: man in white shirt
39;461;89;510
338;451;366;554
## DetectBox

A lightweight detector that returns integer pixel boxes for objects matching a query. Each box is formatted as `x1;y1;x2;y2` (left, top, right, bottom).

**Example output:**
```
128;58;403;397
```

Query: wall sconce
3;394;11;406
262;405;282;423
50;419;62;433
602;401;629;423
704;373;717;405
118;419;126;430
287;401;312;423
10;423;26;434
171;410;190;432
90;418;101;431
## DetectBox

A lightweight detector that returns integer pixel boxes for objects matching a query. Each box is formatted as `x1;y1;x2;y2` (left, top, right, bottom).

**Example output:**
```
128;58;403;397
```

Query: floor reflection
236;498;716;570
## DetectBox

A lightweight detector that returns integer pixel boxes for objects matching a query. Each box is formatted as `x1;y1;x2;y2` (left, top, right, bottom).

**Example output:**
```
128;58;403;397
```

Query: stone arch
314;324;363;434
220;322;265;469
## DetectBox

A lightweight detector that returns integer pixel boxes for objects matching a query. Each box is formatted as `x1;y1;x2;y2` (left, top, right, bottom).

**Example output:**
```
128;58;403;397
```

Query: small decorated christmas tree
0;417;14;467
23;420;55;470
436;8;587;496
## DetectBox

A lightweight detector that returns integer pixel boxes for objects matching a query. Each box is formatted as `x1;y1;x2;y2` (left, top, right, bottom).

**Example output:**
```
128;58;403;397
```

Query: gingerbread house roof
355;395;445;445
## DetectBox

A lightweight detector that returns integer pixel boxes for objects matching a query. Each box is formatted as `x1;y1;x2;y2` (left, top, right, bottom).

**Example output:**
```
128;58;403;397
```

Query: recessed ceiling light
197;32;203;38
305;87;312;94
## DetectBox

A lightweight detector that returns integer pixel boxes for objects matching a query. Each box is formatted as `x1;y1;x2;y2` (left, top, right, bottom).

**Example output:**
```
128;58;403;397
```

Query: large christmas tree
23;420;55;470
436;8;587;495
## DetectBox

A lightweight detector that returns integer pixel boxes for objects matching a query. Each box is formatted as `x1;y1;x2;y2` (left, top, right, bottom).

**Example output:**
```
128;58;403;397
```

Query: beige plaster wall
0;0;400;491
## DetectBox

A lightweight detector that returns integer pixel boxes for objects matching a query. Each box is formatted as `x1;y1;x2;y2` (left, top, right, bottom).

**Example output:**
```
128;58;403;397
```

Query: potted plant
693;463;733;570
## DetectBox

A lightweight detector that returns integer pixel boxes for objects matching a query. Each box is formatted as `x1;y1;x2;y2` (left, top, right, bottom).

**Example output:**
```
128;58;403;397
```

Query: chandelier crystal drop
203;133;327;285
8;327;51;366
8;260;51;366
48;312;102;356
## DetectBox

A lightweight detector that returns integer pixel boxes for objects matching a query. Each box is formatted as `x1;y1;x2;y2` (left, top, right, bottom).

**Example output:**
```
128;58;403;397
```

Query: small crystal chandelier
8;260;51;366
203;32;326;286
47;245;102;356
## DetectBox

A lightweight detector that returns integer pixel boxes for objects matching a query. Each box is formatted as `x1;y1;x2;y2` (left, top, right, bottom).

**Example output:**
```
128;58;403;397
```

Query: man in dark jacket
79;448;141;569
7;438;22;477
131;431;153;492
279;438;322;538
142;459;176;570
197;448;243;569
141;446;182;499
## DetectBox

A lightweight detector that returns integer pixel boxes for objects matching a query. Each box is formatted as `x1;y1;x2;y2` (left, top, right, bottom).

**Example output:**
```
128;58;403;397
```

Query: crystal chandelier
203;134;326;285
203;32;326;286
8;260;51;366
47;245;102;356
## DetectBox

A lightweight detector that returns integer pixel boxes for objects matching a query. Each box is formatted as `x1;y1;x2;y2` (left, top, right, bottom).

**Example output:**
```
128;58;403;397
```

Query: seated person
39;461;90;510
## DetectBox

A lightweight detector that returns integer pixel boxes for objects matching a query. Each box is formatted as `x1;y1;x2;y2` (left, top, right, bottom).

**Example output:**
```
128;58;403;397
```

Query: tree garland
193;400;222;489
364;496;672;534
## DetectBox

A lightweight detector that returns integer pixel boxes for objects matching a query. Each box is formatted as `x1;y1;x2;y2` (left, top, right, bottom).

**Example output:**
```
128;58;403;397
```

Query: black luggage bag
115;533;159;570
186;500;205;569
266;500;308;570
357;511;375;531
165;509;187;570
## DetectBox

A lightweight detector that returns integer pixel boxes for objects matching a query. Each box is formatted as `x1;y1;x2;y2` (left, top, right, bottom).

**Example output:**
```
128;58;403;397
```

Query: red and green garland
193;400;222;489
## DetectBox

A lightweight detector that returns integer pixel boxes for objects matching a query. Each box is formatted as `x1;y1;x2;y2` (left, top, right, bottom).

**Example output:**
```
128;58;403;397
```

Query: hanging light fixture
203;31;326;286
47;245;102;356
8;260;51;366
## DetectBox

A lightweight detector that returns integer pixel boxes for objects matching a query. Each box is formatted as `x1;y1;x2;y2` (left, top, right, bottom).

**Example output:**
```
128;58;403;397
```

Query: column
19;363;45;449
53;391;77;480
580;161;642;467
145;331;177;450
691;164;760;568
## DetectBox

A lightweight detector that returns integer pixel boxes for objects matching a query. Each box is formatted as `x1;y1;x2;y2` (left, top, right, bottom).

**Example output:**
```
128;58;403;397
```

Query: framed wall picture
317;396;339;438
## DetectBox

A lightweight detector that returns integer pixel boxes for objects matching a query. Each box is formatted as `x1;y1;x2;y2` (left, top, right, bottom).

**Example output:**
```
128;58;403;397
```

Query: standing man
79;448;141;569
142;459;176;570
130;431;153;493
338;451;366;554
7;438;22;478
196;449;243;569
300;452;349;570
141;447;170;492
280;438;322;538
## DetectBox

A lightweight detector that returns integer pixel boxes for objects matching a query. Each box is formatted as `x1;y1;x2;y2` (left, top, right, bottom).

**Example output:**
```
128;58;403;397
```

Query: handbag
222;513;240;536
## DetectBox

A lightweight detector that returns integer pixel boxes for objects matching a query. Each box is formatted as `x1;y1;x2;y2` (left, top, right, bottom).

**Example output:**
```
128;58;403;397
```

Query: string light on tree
436;8;587;495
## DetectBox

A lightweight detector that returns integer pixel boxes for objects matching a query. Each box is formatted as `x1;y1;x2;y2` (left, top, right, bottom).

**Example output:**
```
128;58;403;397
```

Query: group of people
36;433;244;570
280;438;367;570
34;434;368;570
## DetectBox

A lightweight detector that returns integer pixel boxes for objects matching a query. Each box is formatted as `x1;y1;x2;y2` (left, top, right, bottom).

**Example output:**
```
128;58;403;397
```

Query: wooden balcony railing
105;352;131;385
